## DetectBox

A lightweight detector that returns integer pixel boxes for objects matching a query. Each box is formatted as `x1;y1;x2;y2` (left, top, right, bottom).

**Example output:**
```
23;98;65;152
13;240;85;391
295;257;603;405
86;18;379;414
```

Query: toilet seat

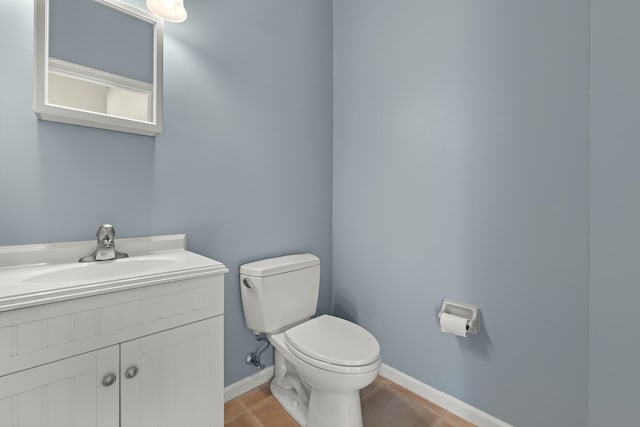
284;315;381;374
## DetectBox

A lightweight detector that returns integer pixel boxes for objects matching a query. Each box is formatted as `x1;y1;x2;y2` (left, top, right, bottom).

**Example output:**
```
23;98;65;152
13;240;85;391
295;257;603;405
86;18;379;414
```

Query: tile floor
224;376;476;427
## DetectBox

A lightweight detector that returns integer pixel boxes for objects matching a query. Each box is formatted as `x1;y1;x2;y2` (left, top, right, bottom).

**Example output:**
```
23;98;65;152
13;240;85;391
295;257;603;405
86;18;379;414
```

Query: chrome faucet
79;224;129;262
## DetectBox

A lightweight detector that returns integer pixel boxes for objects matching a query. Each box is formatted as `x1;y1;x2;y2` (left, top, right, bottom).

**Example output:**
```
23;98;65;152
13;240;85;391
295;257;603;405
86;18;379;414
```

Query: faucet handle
97;224;115;247
79;224;128;262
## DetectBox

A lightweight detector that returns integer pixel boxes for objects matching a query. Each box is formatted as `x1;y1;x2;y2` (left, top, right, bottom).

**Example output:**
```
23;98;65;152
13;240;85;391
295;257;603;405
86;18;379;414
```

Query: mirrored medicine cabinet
34;0;164;136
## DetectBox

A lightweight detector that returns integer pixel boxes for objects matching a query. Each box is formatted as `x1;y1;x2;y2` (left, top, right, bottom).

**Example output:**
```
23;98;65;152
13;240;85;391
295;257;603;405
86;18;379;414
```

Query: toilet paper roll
440;313;468;337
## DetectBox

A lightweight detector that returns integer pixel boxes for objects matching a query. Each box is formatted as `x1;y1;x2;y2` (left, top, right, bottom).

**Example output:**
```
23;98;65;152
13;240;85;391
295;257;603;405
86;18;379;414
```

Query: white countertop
0;235;227;312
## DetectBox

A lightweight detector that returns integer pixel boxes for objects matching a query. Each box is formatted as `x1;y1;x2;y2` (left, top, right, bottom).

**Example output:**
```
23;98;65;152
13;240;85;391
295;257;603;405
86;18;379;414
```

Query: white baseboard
379;364;513;427
224;366;274;402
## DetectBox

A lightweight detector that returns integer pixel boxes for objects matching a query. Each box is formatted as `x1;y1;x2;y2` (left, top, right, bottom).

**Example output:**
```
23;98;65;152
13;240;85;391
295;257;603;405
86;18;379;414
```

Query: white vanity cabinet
0;235;227;427
0;318;222;427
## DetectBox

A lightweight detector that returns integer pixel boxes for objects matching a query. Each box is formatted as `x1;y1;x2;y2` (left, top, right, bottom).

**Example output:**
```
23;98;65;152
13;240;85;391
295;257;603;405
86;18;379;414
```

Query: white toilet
240;254;381;427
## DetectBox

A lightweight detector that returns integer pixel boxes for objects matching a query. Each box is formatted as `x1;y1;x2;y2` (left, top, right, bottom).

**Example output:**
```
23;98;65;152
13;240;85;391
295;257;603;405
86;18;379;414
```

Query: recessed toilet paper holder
438;300;479;334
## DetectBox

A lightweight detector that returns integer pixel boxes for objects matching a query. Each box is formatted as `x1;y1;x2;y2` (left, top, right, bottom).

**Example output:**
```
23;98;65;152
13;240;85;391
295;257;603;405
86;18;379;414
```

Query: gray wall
0;0;333;386
589;1;640;425
333;1;590;426
4;0;637;424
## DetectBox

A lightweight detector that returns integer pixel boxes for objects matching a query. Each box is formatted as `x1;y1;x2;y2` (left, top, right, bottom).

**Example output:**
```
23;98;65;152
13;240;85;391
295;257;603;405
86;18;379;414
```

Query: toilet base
268;335;377;427
271;378;308;426
307;389;363;427
271;349;309;426
271;379;364;427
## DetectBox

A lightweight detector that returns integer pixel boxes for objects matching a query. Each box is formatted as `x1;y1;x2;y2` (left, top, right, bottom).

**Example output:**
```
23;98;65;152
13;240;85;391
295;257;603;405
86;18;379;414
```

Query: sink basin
0;234;228;312
24;256;178;285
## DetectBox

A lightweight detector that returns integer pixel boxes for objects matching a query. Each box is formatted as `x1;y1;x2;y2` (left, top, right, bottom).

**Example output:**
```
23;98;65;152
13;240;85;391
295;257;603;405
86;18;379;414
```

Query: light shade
146;0;187;23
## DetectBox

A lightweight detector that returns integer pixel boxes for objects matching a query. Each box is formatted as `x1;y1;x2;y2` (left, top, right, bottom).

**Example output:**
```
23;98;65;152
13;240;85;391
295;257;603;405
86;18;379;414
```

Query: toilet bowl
239;255;381;427
269;315;381;427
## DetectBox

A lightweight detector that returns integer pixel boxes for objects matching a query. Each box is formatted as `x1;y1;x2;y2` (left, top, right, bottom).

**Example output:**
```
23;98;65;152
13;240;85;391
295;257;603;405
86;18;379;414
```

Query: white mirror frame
33;0;164;136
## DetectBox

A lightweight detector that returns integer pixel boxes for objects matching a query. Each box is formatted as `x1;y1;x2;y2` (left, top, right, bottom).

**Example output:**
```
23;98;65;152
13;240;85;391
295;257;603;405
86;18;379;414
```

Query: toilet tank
240;254;320;334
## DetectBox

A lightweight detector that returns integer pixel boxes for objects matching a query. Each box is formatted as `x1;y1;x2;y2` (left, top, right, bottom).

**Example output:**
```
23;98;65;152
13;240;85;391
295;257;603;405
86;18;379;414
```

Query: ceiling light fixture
146;0;187;23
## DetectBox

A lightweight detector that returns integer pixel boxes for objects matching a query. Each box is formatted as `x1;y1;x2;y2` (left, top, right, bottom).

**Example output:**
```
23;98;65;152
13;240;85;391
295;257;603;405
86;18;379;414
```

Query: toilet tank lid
240;254;319;277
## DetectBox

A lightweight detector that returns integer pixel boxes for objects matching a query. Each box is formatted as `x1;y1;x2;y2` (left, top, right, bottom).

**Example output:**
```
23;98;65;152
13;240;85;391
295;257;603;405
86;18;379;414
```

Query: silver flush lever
242;278;254;289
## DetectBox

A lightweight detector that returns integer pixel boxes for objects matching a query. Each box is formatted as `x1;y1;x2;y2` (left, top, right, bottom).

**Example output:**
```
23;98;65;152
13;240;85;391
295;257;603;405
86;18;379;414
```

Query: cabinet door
0;345;119;427
120;317;223;427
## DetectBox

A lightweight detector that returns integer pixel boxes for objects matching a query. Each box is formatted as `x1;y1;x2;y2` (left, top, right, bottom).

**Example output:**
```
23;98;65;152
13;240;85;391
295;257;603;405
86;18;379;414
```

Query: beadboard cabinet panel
0;345;119;427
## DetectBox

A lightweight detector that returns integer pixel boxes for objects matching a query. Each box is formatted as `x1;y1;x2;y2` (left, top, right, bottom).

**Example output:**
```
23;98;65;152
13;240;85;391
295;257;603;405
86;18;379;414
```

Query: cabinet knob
125;366;139;379
102;373;117;387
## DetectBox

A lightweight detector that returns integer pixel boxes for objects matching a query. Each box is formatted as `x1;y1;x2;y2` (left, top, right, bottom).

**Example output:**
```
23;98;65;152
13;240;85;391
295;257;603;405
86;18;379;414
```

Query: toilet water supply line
246;333;271;369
